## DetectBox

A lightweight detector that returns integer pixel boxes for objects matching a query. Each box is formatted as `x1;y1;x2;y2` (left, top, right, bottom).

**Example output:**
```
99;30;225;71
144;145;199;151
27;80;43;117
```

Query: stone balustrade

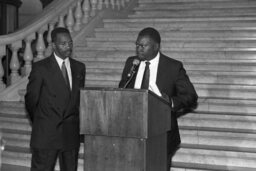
0;0;129;92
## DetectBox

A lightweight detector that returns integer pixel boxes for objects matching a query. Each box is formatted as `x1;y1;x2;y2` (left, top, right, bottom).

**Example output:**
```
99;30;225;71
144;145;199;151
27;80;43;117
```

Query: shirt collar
54;53;70;67
143;52;160;66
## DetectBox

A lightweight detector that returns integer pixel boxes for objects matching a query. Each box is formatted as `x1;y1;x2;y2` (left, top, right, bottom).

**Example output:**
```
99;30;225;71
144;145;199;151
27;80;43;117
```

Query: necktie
141;61;150;89
61;61;71;90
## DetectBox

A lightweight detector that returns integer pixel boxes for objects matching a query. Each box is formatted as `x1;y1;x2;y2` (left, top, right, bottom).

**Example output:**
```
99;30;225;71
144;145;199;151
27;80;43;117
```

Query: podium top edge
81;87;147;92
81;87;171;106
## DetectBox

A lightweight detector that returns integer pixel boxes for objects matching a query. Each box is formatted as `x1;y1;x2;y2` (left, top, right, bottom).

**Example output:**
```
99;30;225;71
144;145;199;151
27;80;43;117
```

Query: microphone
123;59;140;88
127;59;140;77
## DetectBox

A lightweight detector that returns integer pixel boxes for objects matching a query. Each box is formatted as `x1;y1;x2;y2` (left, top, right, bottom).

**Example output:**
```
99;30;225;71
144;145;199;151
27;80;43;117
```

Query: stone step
195;84;256;100
0;101;25;107
1;100;256;126
88;34;256;41
96;26;256;32
103;18;256;29
0;119;31;131
93;30;256;39
85;67;256;77
87;40;256;49
139;0;249;3
4;127;256;153
180;129;256;152
74;50;256;60
137;1;256;10
179;113;256;131
4;98;255;117
2;150;84;171
87;76;256;99
1;129;30;141
85;68;256;86
0;102;26;115
2;131;256;171
1;122;256;171
131;9;256;18
80;45;256;52
103;22;256;31
85;73;256;87
105;16;256;22
197;98;256;115
79;56;256;65
172;148;256;170
83;61;256;73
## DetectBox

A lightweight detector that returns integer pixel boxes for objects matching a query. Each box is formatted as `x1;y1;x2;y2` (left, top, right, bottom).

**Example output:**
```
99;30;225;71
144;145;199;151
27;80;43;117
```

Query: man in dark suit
119;27;198;165
25;27;85;171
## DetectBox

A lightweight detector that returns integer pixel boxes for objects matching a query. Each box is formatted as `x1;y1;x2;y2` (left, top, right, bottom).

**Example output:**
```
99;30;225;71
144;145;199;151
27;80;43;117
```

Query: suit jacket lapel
70;58;79;98
49;55;71;93
49;55;72;92
156;53;167;91
63;58;79;117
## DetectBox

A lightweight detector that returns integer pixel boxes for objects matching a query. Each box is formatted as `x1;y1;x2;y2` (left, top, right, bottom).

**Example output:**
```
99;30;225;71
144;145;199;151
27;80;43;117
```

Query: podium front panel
80;88;171;171
80;88;148;138
83;134;168;171
80;88;172;138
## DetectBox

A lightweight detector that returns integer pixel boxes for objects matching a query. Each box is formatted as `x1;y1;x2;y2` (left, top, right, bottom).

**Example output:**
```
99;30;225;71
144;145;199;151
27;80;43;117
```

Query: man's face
135;35;159;61
53;32;73;59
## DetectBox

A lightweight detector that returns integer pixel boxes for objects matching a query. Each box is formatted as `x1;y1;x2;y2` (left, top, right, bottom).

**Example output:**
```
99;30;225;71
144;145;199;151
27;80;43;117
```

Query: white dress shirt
54;53;72;89
134;52;162;96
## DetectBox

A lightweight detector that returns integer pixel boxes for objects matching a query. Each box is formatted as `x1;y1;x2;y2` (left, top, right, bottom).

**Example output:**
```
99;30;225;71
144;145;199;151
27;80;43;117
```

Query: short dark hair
51;27;71;42
138;27;161;44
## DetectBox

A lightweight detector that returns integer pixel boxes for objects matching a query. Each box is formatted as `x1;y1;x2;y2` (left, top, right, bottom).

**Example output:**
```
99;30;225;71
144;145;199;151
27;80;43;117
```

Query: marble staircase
1;0;256;170
76;0;256;170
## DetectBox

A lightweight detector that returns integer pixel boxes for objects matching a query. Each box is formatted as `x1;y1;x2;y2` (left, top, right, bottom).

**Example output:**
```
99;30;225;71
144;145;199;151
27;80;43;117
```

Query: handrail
0;0;135;100
0;0;74;45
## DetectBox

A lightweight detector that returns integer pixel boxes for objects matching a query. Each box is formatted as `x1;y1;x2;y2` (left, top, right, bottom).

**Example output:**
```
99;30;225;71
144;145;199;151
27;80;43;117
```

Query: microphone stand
123;70;136;88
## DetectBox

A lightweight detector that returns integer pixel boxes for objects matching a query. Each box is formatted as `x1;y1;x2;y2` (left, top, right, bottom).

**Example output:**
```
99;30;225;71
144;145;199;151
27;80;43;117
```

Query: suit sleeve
25;64;43;122
172;63;198;112
80;64;86;88
118;58;132;88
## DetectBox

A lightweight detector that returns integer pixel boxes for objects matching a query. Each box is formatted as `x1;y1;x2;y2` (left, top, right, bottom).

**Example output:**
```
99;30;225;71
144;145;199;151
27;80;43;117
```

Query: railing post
97;0;103;10
58;14;66;27
105;0;110;8
110;0;115;9
45;22;56;57
121;0;125;8
90;0;97;17
116;0;121;10
23;33;36;76
66;6;75;33
0;46;6;91
74;0;83;31
35;27;47;61
82;0;90;23
10;41;22;85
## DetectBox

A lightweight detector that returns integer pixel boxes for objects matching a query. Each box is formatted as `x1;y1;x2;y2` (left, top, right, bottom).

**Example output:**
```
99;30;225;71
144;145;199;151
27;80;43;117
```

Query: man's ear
154;43;160;51
52;42;56;50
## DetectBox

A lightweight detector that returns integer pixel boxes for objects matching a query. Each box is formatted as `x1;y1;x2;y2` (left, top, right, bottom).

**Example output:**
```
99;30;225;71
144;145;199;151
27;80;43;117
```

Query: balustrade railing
0;0;130;92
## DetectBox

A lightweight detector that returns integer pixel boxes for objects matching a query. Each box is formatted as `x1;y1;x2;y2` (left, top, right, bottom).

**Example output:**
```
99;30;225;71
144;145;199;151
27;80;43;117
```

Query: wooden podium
80;88;172;171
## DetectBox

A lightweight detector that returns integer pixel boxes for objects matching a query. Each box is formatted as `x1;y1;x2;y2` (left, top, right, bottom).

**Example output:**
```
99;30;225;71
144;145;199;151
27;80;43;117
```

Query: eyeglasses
135;43;149;49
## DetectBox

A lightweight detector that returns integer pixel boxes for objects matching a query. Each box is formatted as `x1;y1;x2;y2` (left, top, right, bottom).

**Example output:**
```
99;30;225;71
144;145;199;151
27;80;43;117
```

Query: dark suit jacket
119;53;198;155
25;54;85;150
